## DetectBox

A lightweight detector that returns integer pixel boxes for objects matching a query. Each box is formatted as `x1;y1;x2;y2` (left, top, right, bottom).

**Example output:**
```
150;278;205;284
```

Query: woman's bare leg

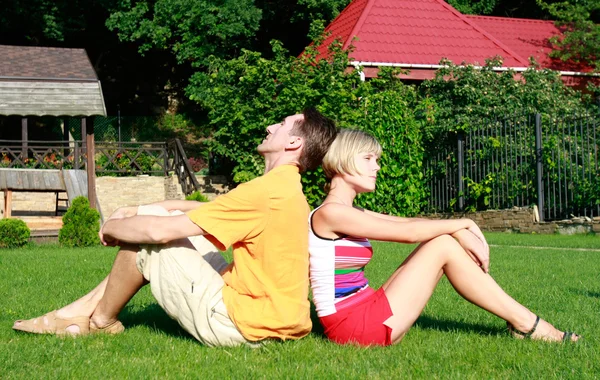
382;235;576;343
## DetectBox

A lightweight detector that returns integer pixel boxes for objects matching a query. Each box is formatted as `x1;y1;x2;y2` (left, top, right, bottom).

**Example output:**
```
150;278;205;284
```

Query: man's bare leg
89;244;147;330
14;244;146;335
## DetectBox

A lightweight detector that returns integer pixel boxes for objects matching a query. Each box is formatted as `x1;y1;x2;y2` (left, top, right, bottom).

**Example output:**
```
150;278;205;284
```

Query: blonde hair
322;129;382;179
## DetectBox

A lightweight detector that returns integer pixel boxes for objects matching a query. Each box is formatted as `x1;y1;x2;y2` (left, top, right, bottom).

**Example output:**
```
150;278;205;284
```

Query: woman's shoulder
316;202;364;218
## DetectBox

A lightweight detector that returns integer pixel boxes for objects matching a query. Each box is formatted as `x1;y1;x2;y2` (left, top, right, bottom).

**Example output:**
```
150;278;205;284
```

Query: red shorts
319;288;393;346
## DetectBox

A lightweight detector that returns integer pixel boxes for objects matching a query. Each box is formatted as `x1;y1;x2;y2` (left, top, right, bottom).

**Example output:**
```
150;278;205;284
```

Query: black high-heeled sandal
507;315;540;339
508;315;580;342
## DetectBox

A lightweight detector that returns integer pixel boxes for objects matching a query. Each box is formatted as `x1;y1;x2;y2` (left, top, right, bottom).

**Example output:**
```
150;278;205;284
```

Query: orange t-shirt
186;164;312;341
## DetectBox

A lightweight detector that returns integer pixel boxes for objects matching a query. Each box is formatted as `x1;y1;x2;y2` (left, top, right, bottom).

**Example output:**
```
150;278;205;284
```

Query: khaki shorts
135;205;250;347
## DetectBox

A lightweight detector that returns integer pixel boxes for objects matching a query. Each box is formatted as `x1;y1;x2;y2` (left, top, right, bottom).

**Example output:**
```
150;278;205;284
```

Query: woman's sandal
507;315;580;342
13;310;90;336
90;320;125;335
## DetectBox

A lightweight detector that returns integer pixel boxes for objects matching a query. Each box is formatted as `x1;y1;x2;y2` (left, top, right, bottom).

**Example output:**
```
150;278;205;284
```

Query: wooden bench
0;168;101;220
0;169;66;218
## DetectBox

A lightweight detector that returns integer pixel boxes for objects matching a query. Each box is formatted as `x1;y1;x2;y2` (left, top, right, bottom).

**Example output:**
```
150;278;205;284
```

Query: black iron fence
425;112;600;221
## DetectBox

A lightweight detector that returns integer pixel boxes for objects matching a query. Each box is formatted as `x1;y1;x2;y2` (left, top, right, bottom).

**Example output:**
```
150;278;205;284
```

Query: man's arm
147;200;204;213
106;200;204;222
100;214;206;246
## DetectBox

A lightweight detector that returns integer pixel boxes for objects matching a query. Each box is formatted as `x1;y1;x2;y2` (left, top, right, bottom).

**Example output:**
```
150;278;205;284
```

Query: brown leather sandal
13;310;90;336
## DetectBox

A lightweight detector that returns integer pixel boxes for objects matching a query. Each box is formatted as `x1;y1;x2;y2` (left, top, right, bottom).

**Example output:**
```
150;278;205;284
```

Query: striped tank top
309;206;374;317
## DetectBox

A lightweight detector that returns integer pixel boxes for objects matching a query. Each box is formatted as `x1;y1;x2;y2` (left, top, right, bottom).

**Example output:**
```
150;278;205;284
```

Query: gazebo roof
0;45;107;117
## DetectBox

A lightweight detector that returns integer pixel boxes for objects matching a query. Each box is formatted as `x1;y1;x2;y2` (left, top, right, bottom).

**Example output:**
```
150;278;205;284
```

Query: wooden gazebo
0;45;107;209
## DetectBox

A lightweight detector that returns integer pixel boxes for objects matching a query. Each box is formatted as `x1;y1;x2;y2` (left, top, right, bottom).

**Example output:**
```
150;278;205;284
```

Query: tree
539;0;600;70
446;0;499;15
105;0;262;68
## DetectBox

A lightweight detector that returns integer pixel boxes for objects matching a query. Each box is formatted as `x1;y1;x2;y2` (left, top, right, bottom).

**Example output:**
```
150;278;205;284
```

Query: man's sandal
13;310;90;336
507;315;580;342
90;320;125;335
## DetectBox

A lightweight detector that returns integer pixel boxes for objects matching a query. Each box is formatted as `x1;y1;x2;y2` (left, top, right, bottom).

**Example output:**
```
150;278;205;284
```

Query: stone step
194;175;230;197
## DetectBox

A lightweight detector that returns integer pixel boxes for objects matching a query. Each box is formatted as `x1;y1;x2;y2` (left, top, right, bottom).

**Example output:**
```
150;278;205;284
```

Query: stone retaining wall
0;175;185;219
427;207;600;235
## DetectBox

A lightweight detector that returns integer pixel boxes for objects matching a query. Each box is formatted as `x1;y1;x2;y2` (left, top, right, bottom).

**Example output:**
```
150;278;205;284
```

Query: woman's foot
508;315;580;342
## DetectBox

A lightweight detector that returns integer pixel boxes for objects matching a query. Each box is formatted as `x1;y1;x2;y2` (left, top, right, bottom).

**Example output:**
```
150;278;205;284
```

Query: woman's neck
327;177;356;205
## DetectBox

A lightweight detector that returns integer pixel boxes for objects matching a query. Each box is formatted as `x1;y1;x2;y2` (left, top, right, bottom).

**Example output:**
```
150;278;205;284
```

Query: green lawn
1;233;599;379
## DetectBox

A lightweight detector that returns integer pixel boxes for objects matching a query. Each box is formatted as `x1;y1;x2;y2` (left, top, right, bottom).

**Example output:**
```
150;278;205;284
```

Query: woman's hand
107;206;138;221
453;228;490;273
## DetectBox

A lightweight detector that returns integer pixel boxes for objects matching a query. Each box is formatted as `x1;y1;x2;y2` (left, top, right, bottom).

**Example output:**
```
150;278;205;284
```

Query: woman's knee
420;234;462;260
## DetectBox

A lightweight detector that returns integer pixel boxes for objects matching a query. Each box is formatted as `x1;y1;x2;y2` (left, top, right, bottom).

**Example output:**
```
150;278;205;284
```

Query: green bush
59;196;101;247
185;191;210;202
0;218;31;248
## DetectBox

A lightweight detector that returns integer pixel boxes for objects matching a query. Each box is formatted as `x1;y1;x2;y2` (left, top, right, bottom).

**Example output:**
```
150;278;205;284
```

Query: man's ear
287;136;303;151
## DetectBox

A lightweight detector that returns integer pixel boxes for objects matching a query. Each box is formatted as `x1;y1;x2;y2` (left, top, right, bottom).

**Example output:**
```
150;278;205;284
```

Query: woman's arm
361;208;428;223
316;204;475;243
314;204;489;271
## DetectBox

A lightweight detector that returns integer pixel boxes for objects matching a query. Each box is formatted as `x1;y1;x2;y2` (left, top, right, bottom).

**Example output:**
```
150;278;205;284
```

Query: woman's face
342;151;380;193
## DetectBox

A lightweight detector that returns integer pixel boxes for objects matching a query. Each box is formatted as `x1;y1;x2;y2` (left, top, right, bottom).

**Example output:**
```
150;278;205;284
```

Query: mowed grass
1;233;599;379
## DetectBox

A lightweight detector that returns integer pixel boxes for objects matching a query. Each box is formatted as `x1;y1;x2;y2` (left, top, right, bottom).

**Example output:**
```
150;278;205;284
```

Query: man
13;108;337;347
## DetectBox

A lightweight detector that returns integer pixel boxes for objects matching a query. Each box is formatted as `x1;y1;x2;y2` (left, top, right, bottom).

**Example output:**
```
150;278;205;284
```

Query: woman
309;129;579;346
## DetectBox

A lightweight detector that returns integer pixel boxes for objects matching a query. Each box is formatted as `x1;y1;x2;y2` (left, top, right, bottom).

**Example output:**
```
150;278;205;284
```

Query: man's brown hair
290;108;338;172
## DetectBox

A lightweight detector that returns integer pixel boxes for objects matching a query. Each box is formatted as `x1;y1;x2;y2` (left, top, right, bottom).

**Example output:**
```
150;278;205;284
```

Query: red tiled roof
466;15;592;72
316;0;530;68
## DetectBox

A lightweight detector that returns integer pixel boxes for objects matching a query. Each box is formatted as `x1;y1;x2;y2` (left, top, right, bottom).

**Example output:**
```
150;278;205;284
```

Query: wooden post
4;190;12;218
81;117;87;150
63;117;70;157
85;117;97;210
21;118;28;160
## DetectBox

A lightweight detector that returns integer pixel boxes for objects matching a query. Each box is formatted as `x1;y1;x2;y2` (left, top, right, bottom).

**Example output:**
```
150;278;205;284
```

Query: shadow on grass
569;288;600;298
119;302;330;344
310;301;325;337
119;304;196;342
413;315;504;336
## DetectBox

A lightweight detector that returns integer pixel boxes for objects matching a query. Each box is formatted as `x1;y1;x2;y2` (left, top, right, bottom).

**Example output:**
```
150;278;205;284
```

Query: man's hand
99;219;119;247
99;206;137;246
453;228;490;273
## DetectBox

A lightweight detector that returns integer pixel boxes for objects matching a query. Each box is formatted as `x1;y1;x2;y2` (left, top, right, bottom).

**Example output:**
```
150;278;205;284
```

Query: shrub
185;191;210;202
59;196;101;247
0;218;30;248
188;157;206;173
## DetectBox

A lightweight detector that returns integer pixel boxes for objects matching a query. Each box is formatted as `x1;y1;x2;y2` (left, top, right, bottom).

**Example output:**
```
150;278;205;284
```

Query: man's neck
263;155;300;174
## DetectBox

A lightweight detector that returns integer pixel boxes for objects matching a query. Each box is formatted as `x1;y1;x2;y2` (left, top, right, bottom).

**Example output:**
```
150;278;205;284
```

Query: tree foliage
106;0;261;67
419;57;591;138
539;0;600;70
446;0;499;15
188;40;428;215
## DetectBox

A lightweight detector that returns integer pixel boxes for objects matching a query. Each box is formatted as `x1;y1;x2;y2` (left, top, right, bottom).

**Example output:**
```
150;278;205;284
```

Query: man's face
257;114;304;155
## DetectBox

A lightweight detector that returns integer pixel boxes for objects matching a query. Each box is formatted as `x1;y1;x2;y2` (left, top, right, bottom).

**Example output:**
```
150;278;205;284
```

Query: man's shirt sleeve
185;180;268;251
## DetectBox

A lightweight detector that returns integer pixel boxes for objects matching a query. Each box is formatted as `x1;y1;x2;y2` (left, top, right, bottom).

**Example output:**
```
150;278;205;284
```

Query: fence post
457;132;464;211
535;113;544;222
74;141;80;170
